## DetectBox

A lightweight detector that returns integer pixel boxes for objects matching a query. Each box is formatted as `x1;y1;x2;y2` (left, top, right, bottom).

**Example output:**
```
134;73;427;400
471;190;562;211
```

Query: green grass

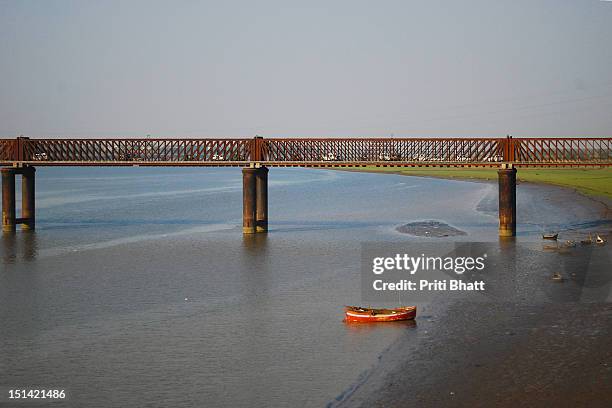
345;166;612;199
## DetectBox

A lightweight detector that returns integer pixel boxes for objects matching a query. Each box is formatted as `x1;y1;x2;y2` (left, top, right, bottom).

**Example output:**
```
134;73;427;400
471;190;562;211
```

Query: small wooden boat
344;306;417;323
542;233;558;240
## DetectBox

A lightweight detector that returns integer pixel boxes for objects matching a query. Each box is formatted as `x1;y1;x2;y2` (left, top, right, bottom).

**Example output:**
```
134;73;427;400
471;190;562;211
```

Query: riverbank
336;301;612;407
340;166;612;201
332;171;612;407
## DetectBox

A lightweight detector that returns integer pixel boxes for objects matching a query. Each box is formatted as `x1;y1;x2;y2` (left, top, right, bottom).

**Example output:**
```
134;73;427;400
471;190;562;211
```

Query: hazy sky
1;0;611;138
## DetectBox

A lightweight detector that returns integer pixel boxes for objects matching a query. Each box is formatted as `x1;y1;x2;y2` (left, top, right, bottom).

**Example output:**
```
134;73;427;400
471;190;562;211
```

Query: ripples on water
0;167;607;407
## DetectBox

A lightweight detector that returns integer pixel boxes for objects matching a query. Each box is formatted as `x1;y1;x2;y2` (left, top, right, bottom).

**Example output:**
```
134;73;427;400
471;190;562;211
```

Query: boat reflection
343;318;417;332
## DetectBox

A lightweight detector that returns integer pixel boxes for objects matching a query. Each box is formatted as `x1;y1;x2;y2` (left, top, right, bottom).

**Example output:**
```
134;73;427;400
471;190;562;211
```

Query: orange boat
344;306;417;323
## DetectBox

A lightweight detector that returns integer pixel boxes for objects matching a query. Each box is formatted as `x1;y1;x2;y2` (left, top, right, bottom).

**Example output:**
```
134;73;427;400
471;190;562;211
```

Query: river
1;167;609;407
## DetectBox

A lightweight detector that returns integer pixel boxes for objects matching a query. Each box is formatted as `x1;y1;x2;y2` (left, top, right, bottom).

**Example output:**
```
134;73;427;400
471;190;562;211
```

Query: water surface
0;167;606;407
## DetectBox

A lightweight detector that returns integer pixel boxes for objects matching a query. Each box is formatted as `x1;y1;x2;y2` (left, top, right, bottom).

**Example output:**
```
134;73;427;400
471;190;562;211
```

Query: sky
1;0;611;138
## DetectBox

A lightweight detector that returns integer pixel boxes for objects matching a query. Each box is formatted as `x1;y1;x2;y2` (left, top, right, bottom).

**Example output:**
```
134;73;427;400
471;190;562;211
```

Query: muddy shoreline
331;173;612;407
334;301;612;407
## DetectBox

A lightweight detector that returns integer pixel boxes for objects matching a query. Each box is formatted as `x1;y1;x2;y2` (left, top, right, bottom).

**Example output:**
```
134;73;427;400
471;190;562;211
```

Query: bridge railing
0;136;611;165
261;138;504;162
17;138;253;163
511;138;612;164
0;139;16;161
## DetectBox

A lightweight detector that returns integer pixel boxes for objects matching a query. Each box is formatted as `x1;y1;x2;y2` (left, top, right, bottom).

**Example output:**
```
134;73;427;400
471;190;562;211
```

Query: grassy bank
344;166;612;199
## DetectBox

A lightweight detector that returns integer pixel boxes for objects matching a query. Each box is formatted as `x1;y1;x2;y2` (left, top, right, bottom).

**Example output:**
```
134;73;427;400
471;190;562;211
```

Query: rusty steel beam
0;139;17;162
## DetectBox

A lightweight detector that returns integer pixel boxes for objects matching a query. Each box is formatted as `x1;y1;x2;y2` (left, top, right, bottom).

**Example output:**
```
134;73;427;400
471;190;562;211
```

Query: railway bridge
1;136;611;236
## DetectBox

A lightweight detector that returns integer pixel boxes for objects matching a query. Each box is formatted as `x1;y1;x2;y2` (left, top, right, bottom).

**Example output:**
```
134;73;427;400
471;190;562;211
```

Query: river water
0;167;608;407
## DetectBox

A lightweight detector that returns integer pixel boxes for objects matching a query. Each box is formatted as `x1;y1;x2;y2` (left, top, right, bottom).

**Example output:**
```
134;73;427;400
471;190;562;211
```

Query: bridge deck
1;161;609;168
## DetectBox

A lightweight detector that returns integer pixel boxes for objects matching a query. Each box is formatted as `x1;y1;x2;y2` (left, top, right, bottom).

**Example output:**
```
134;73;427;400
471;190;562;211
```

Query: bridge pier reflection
243;166;269;234
498;164;517;237
1;166;35;232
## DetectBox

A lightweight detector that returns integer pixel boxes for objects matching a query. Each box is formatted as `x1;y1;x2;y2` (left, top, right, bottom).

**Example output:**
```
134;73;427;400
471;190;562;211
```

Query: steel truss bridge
1;135;611;237
1;136;611;167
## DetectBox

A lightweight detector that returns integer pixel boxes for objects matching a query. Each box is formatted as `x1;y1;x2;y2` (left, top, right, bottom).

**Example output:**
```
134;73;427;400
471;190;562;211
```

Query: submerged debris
551;272;564;282
396;221;467;237
562;240;576;248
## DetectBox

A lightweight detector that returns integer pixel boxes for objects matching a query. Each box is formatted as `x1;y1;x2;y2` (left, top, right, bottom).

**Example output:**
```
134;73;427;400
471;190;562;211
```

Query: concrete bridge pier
2;166;36;232
242;166;268;234
498;164;517;237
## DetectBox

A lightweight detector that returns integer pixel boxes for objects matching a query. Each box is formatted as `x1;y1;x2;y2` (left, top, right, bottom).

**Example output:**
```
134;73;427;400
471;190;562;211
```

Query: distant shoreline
331;166;612;216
